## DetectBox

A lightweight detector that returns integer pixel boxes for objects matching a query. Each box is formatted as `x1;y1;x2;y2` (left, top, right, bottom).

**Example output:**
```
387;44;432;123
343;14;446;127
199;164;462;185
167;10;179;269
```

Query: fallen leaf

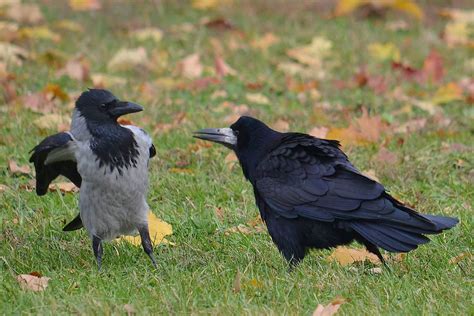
0;42;28;65
272;119;289;132
224;216;266;235
69;0;101;11
327;108;386;147
432;82;463;104
16;273;50;292
177;53;203;79
56;58;90;81
8;160;31;176
327;246;381;266
374;147;398;165
232;269;241;293
441;142;472;154
123;304;135;316
214;55;236;77
107;47;149;72
334;0;424;20
204;18;234;31
250;32;279;50
192;0;231;10
33;113;70;131
20;91;57;113
169;168;194;174
287;36;332;67
6;3;43;24
386;19;409;31
368;267;383;274
0;184;9;192
43;83;69;102
443;22;474;47
368;42;400;62
313;297;347;316
48;182;78;193
91;73;126;87
449;252;472;264
394;118;427;133
121;212;173;246
439;8;474;24
309;126;329;138
224;152;238;170
19;26;61;42
246;92;270;105
246;278;263;289
392;49;444;84
130;27;163;43
54;19;84;32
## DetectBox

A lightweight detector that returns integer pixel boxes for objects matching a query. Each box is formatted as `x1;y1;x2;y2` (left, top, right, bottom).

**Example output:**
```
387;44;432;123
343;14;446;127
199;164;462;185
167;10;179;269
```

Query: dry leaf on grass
246;93;269;105
232;269;241;293
33;113;70;131
272;119;289;132
19;26;61;42
449;252;472;264
0;184;9;192
130;27;163;43
333;0;424;20
123;304;136;316
48;182;78;193
16;273;50;292
367;42;400;62
432;82;464;104
374;147;398;165
107;47;149;72
91;73;126;87
120;212;173;246
251;32;279;50
394;118;427;134
327;246;381;266
69;0;101;11
8;160;31;176
6;3;43;24
177;53;203;79
309;126;329;138
224;216;266;235
0;42;28;65
313;297;347;316
56;59;90;82
214;55;236;77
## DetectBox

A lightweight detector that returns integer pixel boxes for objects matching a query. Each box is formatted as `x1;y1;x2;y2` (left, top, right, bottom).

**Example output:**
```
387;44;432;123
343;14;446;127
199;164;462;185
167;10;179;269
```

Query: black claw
92;235;103;271
138;225;157;268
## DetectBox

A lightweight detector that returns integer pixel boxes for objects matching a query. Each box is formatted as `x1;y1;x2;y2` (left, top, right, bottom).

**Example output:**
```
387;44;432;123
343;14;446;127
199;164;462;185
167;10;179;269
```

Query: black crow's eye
100;103;107;109
234;130;239;136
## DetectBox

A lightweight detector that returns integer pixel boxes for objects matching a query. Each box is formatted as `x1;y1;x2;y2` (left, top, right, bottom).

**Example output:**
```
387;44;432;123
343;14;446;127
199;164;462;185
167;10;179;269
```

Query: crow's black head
76;89;143;122
194;116;281;179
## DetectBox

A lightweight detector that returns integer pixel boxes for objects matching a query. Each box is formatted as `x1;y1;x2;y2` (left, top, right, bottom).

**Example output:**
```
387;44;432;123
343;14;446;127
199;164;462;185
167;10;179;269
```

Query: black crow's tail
351;213;458;253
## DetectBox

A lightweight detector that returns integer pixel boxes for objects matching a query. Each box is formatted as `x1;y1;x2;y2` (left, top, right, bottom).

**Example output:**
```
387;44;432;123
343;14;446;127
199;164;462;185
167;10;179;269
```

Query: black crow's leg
138;225;157;268
364;242;388;267
92;235;103;271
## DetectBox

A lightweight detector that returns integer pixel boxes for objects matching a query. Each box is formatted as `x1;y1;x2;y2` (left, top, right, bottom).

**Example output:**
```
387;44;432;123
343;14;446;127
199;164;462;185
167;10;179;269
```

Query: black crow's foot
92;235;103;271
138;225;157;269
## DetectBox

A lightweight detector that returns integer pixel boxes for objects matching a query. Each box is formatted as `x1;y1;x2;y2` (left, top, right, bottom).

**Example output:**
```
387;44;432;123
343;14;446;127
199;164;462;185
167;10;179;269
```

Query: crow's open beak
193;127;237;148
110;101;143;118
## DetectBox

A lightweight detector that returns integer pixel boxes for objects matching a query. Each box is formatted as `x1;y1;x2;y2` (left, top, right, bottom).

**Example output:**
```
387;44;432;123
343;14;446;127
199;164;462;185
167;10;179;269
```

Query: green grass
1;1;473;314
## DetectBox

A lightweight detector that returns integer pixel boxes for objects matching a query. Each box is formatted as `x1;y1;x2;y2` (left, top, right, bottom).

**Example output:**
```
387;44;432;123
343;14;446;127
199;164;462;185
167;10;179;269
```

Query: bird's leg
364;243;389;267
92;235;103;271
138;225;157;268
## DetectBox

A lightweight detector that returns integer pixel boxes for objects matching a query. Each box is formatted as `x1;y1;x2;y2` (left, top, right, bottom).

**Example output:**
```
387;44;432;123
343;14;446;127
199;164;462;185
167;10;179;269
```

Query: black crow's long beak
193;127;237;148
110;101;143;118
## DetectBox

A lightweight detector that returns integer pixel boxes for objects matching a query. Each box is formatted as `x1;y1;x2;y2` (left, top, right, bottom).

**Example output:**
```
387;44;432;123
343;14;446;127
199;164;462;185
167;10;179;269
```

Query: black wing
30;132;81;195
254;133;457;252
30;132;83;231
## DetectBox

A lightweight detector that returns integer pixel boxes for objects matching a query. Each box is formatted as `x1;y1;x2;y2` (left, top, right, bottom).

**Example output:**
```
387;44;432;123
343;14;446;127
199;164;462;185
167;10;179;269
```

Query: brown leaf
307;125;328;139
449;252;472;264
107;47;149;72
16;273;50;292
177;53;203;79
327;246;381;266
246;92;269;105
272;119;290;132
394;118;427;134
6;3;43;24
312;297;347;316
232;269;241;293
48;182;78;193
123;304;136;316
214;55;236;77
250;32;279;50
204;18;234;31
56;58;90;82
224;216;266;235
214;207;225;221
0;184;8;192
224;152;238;170
169;168;194;174
8;160;31;176
392;49;444;84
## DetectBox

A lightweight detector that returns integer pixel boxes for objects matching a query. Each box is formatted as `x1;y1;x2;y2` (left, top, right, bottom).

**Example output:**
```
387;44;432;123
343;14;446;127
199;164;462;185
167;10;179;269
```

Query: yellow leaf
334;0;365;17
327;246;382;266
432;82;464;104
287;36;332;67
33;113;70;131
130;27;163;43
391;0;424;20
19;26;61;42
191;0;231;10
439;8;474;24
367;42;400;62
54;20;84;32
107;47;149;72
250;32;280;50
68;0;101;11
444;22;474;47
245;93;270;105
334;0;423;20
121;212;173;246
0;41;28;65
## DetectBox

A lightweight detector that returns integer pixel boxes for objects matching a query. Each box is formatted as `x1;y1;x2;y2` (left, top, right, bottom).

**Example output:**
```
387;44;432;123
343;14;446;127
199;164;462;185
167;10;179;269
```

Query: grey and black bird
30;89;157;269
194;116;459;265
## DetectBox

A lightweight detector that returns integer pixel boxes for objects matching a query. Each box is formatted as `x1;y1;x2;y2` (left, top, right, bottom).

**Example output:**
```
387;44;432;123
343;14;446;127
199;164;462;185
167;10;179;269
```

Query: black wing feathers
29;132;81;195
254;133;458;253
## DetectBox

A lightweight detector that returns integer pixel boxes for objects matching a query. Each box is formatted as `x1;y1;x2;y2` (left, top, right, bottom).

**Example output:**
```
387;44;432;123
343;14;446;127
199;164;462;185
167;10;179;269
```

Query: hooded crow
194;116;459;265
30;89;157;269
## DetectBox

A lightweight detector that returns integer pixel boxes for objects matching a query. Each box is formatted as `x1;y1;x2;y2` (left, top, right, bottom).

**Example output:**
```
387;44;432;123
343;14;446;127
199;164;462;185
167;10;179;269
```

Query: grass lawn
0;1;472;314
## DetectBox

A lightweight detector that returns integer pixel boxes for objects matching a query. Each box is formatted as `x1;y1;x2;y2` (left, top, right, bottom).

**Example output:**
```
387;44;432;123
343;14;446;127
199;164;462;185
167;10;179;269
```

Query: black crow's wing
254;134;455;252
29;132;81;195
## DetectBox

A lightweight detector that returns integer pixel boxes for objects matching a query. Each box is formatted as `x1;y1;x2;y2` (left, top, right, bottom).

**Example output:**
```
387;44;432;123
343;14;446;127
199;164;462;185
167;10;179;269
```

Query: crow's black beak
193;127;237;148
110;101;143;118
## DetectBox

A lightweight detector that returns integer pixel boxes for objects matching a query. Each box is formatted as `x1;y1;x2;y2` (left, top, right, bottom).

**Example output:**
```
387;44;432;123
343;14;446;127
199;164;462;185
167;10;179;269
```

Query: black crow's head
194;116;281;177
76;89;143;122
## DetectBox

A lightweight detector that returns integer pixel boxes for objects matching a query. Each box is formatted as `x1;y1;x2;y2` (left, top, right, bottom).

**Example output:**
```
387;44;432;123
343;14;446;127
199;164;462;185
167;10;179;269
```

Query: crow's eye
234;130;239;136
100;103;107;109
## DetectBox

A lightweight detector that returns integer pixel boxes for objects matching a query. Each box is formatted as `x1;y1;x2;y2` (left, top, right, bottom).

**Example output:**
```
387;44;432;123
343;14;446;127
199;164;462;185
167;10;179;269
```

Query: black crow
30;89;157;269
194;116;459;265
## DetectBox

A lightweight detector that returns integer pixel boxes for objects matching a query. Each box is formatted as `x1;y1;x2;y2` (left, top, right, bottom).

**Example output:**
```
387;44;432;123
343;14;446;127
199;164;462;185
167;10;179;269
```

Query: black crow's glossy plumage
194;116;458;265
